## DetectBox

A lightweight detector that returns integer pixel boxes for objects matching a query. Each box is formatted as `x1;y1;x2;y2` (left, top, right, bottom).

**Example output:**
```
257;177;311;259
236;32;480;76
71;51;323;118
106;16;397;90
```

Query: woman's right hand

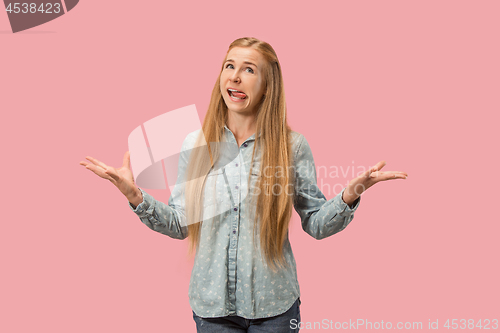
79;151;143;205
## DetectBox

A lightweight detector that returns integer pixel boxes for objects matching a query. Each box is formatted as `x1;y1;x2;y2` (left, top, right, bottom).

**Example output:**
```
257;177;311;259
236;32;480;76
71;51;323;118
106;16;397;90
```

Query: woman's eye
225;64;254;74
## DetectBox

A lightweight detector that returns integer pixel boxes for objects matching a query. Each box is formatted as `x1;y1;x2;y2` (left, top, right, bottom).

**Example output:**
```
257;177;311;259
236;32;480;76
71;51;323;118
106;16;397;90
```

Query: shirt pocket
203;168;226;219
204;168;224;203
250;169;261;180
248;163;262;192
249;160;262;177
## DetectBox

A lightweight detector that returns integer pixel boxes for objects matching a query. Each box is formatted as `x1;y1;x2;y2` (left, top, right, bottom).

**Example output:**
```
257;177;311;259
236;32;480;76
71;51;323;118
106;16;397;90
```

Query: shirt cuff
128;188;156;218
338;187;361;216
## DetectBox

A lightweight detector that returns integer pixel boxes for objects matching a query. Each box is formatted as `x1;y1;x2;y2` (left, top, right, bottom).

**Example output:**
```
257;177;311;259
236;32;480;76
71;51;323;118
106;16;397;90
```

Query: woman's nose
230;73;241;83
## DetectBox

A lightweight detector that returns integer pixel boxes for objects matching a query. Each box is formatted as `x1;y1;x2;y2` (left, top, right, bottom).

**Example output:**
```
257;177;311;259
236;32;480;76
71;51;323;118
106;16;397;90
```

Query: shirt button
235;163;238;167
233;207;238;211
243;143;248;147
235;185;239;189
233;230;236;234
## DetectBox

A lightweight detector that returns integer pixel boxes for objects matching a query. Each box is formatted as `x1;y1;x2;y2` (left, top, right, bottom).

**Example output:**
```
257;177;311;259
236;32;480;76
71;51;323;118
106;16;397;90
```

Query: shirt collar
224;124;260;144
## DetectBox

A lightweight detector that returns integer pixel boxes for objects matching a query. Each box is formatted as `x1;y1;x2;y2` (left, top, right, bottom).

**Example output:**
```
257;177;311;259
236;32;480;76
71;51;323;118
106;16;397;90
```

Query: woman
80;37;408;332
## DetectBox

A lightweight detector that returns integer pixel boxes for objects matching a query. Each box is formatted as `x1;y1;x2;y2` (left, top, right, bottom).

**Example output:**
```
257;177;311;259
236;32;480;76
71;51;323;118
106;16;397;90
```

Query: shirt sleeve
127;134;193;240
293;134;360;240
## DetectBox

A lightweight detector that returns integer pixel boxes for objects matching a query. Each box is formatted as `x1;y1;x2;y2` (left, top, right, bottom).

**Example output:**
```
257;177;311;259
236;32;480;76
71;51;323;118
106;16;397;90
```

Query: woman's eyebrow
224;59;258;68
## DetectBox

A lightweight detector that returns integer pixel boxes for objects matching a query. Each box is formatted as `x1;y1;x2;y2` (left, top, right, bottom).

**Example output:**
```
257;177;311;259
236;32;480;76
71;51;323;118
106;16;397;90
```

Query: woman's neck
226;111;257;147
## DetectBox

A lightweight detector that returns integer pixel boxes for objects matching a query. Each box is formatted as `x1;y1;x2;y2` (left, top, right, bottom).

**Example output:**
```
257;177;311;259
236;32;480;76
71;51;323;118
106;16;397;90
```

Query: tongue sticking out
231;91;247;99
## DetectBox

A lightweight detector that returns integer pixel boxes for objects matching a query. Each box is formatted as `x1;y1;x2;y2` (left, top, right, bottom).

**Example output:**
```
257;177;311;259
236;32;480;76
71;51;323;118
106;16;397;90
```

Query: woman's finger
122;151;131;169
370;171;408;180
366;161;386;178
374;160;386;171
85;156;109;170
84;163;115;181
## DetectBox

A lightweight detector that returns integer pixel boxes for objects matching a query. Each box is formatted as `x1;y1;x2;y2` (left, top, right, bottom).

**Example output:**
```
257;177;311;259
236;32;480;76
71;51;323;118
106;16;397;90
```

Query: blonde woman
80;37;408;332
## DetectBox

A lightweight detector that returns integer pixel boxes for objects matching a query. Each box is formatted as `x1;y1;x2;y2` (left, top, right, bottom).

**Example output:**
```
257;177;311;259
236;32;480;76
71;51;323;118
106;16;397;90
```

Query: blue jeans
192;297;301;332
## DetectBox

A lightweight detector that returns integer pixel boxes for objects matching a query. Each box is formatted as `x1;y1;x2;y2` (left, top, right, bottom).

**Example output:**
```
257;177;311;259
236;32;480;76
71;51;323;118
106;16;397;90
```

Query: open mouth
227;89;247;100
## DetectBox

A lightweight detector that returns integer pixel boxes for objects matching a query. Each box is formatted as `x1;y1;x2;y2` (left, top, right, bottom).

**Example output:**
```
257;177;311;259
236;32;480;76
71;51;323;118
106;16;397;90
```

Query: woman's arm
127;132;198;240
293;134;361;240
129;187;188;240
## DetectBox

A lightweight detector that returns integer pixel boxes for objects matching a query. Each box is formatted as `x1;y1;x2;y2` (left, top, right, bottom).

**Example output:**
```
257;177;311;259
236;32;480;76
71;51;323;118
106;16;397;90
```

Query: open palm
343;160;408;204
79;151;139;200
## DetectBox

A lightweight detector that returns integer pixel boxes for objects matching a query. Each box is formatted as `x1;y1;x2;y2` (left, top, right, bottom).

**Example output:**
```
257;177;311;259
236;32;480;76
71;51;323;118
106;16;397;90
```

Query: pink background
1;0;498;332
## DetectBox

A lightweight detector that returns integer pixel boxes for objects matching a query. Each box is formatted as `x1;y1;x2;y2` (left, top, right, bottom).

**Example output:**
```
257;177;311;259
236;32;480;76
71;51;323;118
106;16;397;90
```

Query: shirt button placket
227;155;241;314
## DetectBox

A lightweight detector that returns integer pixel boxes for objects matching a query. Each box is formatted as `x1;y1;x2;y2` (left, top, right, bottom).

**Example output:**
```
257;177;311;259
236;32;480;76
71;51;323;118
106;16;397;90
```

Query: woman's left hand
342;160;408;206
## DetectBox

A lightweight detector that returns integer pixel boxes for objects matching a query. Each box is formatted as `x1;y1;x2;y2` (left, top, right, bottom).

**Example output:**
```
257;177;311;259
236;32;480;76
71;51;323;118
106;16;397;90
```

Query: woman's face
220;47;266;115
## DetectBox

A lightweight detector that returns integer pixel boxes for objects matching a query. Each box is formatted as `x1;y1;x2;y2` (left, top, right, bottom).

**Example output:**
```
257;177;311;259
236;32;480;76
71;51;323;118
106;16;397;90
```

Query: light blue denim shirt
129;125;360;319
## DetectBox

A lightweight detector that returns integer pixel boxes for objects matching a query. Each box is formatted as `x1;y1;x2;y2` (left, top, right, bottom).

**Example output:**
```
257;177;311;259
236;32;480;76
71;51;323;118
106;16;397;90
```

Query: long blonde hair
185;37;295;272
